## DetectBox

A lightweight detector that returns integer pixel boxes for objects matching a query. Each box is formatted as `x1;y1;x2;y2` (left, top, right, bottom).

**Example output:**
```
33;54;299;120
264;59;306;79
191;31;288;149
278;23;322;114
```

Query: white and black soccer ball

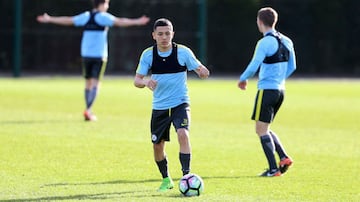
179;173;204;196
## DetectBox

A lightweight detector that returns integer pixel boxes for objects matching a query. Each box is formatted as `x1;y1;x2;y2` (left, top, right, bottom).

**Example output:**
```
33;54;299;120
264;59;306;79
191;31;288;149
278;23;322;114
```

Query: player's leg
153;141;173;192
270;90;293;173
85;59;106;118
86;78;99;111
177;128;191;175
269;130;287;159
256;121;280;176
173;103;191;176
252;90;281;177
270;130;293;173
82;58;97;121
151;109;174;191
153;140;168;177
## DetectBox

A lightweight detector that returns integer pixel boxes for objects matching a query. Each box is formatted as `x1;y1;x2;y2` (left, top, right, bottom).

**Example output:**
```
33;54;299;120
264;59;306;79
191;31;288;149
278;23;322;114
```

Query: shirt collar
263;29;277;36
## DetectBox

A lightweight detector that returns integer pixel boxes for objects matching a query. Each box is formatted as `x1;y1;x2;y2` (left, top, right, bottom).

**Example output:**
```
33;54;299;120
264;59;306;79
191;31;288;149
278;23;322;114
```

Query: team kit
37;0;296;195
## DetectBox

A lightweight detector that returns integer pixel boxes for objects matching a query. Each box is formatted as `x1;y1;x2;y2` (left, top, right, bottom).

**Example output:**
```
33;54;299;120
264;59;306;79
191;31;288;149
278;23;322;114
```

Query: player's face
152;25;174;52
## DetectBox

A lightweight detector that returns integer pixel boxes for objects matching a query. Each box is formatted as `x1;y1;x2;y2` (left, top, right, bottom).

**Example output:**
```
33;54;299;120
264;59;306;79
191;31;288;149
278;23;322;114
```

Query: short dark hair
153;18;173;31
257;7;278;27
92;0;107;8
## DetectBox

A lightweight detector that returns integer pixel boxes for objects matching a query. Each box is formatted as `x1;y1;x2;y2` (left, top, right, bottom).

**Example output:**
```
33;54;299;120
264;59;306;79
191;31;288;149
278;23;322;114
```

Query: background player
238;7;296;177
37;0;149;121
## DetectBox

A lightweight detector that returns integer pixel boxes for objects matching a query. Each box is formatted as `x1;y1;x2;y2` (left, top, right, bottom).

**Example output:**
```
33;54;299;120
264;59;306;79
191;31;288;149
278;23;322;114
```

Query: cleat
259;169;282;177
84;110;97;121
279;157;293;174
157;177;174;192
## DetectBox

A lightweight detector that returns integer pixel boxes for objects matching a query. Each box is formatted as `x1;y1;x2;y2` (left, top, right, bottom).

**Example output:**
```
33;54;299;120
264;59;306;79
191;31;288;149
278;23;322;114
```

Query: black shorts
82;57;107;79
251;89;284;123
151;103;190;144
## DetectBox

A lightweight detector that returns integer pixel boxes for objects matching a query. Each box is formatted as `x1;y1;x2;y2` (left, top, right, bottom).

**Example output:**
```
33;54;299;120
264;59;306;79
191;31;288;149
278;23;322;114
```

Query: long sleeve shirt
239;29;296;90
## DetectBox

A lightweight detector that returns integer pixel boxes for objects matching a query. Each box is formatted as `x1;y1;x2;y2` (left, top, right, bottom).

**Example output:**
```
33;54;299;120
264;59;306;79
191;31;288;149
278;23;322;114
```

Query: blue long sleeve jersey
239;30;296;90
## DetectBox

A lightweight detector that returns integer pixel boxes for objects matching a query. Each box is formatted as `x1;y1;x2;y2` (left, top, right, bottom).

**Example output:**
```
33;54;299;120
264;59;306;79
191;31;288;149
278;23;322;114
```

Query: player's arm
194;65;210;79
37;13;74;26
134;48;157;90
180;45;210;79
286;42;297;78
238;40;266;90
113;15;150;27
134;74;157;91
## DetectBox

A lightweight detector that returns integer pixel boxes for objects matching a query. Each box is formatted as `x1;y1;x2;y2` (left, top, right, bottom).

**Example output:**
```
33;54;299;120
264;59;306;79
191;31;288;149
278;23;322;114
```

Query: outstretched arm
37;13;74;26
194;65;210;79
114;15;150;27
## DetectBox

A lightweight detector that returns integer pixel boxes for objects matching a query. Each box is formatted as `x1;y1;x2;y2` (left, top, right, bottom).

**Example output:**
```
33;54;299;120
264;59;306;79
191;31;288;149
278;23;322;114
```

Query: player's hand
238;80;247;90
137;15;150;25
145;79;157;91
37;13;50;23
196;66;210;79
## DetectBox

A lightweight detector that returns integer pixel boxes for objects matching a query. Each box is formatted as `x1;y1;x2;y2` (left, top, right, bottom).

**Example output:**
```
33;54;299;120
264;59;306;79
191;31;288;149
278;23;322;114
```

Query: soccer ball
179;173;204;196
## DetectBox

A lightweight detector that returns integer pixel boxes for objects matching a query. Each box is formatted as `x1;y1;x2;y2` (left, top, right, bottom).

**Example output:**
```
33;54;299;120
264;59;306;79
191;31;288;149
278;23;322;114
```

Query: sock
179;153;191;175
156;158;169;179
88;87;98;109
85;89;91;109
260;134;277;171
270;131;287;160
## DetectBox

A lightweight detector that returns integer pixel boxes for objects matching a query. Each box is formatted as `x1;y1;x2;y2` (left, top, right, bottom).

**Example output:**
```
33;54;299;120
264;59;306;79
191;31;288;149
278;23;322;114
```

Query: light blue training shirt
240;29;296;90
136;45;202;110
73;11;115;58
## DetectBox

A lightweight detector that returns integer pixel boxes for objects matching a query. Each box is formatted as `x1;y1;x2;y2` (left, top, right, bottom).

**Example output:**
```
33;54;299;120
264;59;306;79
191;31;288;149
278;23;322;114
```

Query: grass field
0;77;359;201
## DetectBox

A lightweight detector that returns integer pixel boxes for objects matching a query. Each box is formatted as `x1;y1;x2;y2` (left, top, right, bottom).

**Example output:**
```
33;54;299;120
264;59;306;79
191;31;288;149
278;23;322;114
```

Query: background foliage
1;0;360;76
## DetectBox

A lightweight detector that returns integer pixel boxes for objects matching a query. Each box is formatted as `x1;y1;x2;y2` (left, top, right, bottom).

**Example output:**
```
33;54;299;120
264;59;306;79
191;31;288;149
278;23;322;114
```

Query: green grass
0;77;359;201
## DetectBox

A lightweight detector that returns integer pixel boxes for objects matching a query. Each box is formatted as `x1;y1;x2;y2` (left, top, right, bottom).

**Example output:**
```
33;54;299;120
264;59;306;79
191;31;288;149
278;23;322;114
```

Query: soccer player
238;7;296;177
37;0;149;121
134;18;210;192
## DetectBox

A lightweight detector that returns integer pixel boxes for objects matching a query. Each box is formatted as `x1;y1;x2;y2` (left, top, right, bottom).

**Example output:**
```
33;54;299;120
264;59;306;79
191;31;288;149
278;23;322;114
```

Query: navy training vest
84;11;106;31
151;43;187;74
263;32;290;64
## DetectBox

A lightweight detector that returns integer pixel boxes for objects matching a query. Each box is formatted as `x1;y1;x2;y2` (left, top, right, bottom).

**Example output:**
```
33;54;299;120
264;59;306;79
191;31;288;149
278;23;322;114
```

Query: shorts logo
151;134;157;142
181;119;188;127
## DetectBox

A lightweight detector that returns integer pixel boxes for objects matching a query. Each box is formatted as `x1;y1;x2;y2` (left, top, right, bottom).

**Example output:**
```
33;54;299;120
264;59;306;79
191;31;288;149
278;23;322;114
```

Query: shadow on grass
42;178;162;187
0;190;155;202
1;175;255;201
42;175;255;187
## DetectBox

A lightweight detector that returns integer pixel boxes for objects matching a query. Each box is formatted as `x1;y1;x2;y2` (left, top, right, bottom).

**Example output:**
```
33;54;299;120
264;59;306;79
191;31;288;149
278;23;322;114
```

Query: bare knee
177;128;189;143
177;128;191;154
153;143;163;152
255;121;270;136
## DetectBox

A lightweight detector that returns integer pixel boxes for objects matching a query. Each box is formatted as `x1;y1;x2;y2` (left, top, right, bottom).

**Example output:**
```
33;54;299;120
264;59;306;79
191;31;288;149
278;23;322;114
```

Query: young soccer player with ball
37;0;149;121
134;18;210;192
238;7;296;177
